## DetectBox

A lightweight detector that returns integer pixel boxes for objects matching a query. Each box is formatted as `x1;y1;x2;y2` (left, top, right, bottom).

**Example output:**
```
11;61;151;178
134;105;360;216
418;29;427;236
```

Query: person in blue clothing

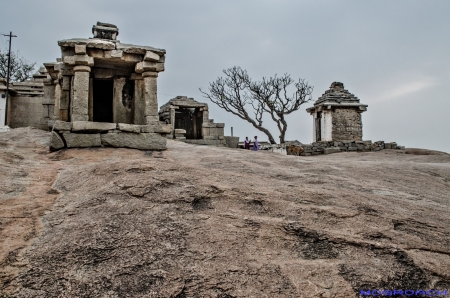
253;136;259;151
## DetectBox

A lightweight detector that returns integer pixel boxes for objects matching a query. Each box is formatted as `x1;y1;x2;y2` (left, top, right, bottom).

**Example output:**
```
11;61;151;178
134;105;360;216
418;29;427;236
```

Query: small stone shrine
43;22;171;151
306;82;367;142
159;96;229;146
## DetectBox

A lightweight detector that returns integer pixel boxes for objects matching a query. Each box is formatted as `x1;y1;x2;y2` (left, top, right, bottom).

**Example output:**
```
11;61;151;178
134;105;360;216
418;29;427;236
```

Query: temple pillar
72;65;91;121
142;71;159;125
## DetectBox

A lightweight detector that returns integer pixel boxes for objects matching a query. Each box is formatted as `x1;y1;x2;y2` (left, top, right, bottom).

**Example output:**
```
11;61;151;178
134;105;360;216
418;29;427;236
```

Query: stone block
215;123;225;128
101;132;166;150
348;147;358;151
72;121;117;132
53;120;72;131
384;143;392;149
75;44;86;55
174;129;186;134
144;51;160;62
64;55;95;66
63;133;101;148
324;148;341;155
50;131;65;151
204;135;218;140
218;136;225;140
135;61;165;73
224;136;239;148
390;142;397;149
117;123;141;133
175;133;186;138
140;123;172;134
202;122;216;128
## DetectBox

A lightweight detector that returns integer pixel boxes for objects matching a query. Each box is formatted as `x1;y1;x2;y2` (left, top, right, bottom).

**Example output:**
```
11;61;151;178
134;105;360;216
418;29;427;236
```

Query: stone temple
43;22;171;150
306;82;368;142
159;96;230;146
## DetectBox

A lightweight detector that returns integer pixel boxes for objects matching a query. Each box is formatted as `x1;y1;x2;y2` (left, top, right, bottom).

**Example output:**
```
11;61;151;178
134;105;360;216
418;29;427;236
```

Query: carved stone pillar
142;71;158;125
72;65;91;121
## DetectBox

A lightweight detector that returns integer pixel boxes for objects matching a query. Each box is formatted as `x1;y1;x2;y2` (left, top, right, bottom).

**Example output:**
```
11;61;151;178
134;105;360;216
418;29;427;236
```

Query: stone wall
331;109;362;141
287;140;404;156
8;96;46;129
50;120;171;151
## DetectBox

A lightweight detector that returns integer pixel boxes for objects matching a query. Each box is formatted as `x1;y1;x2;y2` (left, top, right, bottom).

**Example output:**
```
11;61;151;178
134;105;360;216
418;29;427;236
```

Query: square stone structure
42;22;170;150
306;82;368;142
159;96;227;146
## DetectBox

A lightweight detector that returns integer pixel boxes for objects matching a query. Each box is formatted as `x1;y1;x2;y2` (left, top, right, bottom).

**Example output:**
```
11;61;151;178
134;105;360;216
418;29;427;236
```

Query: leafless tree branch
200;67;313;144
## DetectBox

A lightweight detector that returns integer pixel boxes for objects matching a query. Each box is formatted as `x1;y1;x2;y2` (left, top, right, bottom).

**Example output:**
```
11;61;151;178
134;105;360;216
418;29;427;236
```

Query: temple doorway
93;79;114;123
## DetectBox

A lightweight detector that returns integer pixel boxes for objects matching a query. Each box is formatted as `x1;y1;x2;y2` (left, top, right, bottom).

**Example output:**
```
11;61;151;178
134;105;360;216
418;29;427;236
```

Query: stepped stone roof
307;82;367;112
58;22;166;55
159;96;208;112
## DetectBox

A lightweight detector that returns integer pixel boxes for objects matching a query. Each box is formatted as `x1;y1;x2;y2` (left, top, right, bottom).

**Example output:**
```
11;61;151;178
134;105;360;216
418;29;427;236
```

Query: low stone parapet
286;140;405;156
50;120;169;151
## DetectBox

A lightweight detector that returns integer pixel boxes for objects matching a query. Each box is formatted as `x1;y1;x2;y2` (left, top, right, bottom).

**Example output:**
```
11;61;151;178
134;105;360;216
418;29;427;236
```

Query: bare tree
200;66;313;144
0;48;36;82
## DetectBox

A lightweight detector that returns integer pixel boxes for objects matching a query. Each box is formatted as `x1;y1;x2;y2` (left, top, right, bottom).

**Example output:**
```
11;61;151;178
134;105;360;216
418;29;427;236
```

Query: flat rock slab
141;123;172;134
63;133;101;148
72;121;117;132
117;123;141;133
101;132;166;150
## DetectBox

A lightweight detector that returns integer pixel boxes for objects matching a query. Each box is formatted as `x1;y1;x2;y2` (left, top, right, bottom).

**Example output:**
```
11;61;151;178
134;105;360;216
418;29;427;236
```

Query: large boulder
101;132;166;150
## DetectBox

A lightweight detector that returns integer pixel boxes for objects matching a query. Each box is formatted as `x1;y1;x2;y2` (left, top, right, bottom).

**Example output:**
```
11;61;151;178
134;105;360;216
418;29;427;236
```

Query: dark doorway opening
93;79;114;122
315;112;322;142
175;107;202;139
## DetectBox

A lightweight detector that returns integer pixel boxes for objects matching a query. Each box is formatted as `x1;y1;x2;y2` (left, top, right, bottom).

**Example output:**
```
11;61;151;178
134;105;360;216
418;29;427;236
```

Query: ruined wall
8;96;46;129
331;109;362;141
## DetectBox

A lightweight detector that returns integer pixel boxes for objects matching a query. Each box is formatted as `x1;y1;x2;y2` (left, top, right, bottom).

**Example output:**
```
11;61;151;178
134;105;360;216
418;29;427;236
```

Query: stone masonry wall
9;96;46;129
331;109;362;141
287;140;405;156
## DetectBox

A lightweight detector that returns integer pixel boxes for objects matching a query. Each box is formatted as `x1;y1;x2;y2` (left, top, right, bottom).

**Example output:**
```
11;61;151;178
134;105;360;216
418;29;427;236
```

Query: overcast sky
1;0;449;152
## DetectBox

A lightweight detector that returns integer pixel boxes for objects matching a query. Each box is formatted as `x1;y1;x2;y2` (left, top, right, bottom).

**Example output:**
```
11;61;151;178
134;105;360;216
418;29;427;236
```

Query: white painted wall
0;93;6;127
312;112;317;142
321;110;333;141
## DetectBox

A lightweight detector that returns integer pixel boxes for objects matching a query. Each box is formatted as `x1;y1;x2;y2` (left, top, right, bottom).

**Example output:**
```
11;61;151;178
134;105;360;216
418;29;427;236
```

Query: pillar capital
73;65;91;72
142;71;158;78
